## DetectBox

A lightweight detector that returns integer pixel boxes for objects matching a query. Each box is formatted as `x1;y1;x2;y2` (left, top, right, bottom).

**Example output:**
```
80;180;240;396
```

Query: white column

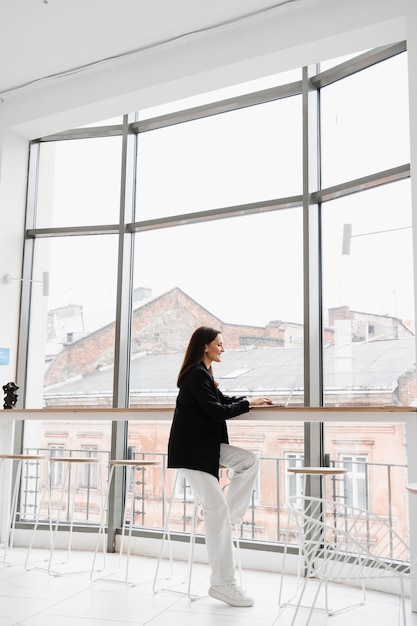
404;1;417;610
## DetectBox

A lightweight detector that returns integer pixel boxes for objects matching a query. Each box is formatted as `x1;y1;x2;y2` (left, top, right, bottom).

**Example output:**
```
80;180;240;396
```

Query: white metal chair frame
279;466;350;611
286;494;417;626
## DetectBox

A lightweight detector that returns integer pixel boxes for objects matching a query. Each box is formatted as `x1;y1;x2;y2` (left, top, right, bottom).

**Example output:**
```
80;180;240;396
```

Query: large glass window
17;43;414;553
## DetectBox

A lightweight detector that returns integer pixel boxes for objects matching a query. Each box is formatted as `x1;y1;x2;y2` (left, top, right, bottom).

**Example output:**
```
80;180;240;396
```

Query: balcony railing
16;449;410;562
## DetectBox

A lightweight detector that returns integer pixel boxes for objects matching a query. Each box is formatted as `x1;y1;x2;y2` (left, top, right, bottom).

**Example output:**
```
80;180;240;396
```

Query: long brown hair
177;326;221;387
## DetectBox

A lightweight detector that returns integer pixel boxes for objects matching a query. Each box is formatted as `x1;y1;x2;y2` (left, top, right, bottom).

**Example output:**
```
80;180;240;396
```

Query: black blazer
167;362;250;478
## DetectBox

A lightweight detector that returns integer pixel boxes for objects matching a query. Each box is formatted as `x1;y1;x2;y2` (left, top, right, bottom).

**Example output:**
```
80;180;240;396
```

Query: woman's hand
249;397;273;407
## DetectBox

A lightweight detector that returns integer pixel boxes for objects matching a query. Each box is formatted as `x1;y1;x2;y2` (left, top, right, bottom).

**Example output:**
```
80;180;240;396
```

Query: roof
44;337;416;400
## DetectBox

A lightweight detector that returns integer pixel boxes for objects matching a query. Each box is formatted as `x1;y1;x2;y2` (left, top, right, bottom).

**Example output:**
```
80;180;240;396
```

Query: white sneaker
208;584;254;607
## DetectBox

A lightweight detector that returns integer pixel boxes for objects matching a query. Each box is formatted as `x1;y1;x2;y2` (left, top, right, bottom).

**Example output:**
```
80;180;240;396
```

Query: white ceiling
0;0;307;97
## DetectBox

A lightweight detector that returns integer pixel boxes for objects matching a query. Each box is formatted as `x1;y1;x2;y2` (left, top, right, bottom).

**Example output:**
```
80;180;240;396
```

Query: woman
167;326;272;607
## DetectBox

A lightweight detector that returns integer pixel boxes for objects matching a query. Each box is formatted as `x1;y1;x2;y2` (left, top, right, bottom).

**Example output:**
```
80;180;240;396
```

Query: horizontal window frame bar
132;81;303;133
127;195;303;233
26;224;120;238
36;83;303;143
314;164;410;204
26;165;410;239
36;125;125;143
33;41;405;145
312;41;406;89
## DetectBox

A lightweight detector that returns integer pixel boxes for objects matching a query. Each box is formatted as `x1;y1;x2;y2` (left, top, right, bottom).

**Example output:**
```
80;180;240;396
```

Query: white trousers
181;443;259;587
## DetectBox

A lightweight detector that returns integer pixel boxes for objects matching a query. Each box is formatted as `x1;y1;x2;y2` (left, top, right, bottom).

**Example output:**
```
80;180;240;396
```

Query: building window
81;446;99;489
286;453;304;500
174;474;195;501
49;445;64;487
340;454;368;509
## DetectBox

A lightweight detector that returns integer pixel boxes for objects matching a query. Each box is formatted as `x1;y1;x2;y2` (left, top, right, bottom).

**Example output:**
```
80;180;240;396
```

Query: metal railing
15;449;409;562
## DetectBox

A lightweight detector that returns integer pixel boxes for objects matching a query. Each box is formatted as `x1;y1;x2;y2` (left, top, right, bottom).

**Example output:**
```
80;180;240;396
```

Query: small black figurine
3;381;19;409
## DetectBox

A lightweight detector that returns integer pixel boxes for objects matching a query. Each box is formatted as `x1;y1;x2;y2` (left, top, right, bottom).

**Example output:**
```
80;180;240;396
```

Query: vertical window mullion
16;141;41;412
108;113;137;550
303;64;324;496
112;113;137;409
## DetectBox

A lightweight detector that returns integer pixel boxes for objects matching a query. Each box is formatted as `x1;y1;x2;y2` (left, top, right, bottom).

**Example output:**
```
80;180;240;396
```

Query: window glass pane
22;234;117;522
35;137;122;228
321;48;413;559
129;209;304;405
140;68;301;119
21;425;110;524
321;53;409;187
127;208;304;540
325;422;409;548
136;96;302;221
319;49;368;71
25;234;118;408
322;181;415;407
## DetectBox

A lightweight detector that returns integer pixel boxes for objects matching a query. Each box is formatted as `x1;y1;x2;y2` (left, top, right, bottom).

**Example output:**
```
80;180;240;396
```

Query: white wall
0;0;409;138
0;130;28;393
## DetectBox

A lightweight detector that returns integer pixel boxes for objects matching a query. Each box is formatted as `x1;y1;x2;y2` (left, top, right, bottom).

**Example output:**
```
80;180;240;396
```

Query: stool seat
108;459;160;466
0;454;46;460
406;483;417;493
49;457;99;463
287;467;348;475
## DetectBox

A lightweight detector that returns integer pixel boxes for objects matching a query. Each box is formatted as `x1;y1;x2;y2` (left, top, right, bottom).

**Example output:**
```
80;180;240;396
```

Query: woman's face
204;333;225;363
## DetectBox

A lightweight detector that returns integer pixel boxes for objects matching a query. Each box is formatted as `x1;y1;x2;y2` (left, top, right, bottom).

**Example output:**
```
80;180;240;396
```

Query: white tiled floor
1;548;417;625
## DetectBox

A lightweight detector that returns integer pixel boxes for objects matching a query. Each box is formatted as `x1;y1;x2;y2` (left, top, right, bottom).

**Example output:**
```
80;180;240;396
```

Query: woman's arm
188;367;250;421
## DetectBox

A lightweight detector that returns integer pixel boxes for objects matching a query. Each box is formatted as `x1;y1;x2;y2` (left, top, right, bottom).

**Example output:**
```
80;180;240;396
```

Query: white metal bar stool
153;466;242;601
0;454;46;566
91;458;164;586
25;456;103;576
279;466;364;624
